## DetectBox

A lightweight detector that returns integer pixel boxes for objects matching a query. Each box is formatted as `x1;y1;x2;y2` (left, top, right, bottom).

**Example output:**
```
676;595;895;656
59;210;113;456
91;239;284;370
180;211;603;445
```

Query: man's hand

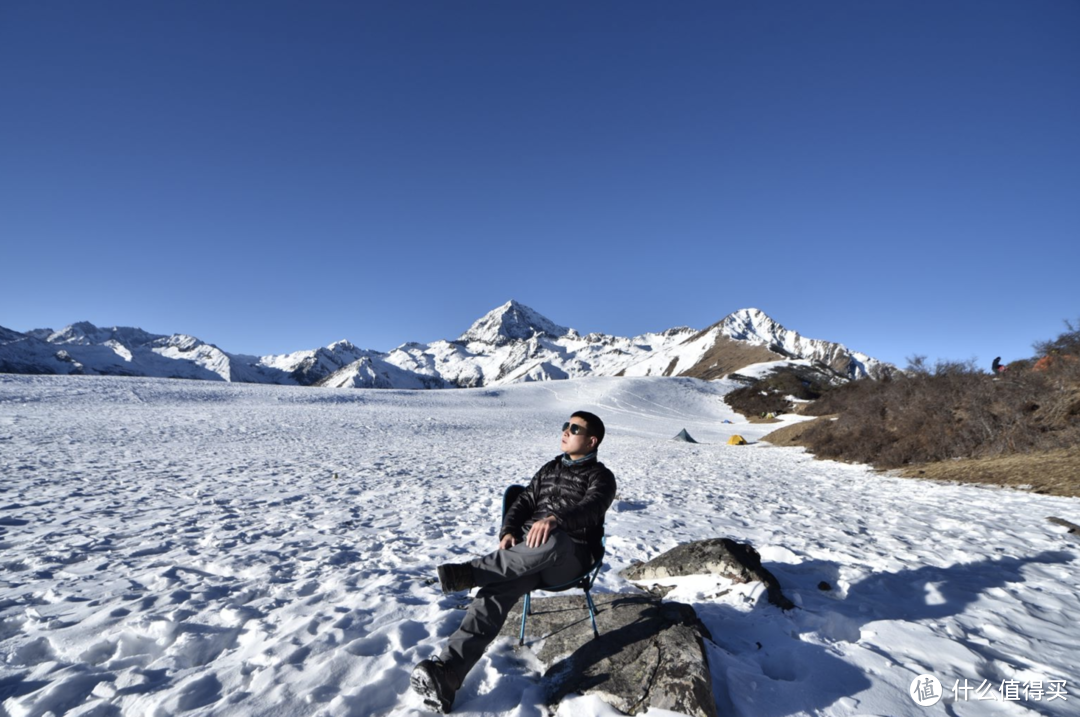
499;533;517;550
526;516;558;548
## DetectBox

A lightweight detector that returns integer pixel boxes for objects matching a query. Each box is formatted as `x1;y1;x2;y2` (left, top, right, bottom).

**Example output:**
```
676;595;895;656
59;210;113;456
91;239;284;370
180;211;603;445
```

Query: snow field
1;374;1078;717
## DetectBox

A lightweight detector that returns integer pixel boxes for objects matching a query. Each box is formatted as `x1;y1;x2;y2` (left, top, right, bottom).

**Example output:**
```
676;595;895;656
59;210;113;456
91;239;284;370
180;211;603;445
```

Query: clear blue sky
2;1;1077;369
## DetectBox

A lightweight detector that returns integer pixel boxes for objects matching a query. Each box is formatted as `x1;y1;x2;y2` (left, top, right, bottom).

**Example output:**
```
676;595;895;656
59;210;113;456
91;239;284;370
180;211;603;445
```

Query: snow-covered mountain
317;355;449;390
0;301;894;388
455;300;570;345
0;324;288;384
718;308;884;379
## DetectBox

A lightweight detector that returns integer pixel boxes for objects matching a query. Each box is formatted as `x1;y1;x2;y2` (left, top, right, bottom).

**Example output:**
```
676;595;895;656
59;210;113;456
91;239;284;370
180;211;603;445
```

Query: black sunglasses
562;422;589;436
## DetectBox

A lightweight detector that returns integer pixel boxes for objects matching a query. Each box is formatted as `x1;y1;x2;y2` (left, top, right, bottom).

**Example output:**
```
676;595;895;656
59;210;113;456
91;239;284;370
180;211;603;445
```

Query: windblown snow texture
1;374;1076;716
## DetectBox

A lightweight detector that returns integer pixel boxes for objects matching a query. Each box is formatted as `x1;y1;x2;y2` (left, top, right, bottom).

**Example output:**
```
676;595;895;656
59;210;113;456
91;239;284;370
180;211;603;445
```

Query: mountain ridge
0;302;895;388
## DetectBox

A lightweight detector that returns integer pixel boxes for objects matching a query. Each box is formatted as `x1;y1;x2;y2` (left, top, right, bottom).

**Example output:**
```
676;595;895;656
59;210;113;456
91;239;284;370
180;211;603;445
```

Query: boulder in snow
501;593;717;717
622;538;794;611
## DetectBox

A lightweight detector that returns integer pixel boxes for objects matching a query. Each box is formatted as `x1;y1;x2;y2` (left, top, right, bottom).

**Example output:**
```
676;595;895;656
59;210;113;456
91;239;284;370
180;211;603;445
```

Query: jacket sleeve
500;467;542;540
551;467;616;533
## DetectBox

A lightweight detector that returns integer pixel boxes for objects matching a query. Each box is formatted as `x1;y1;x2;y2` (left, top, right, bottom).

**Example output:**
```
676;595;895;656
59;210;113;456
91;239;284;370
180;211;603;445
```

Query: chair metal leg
519;593;531;646
585;589;599;639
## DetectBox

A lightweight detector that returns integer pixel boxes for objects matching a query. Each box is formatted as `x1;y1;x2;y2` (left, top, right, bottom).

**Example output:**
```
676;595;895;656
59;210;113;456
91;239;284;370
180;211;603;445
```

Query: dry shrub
724;365;837;418
1033;318;1080;357
799;336;1080;468
725;385;794;418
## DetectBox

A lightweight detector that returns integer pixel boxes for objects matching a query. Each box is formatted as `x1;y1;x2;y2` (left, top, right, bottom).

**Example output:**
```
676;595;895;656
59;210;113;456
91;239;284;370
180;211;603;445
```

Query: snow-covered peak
48;322;163;347
47;321;106;345
717;308;787;345
327;339;357;352
717;308;891;380
457;300;570;346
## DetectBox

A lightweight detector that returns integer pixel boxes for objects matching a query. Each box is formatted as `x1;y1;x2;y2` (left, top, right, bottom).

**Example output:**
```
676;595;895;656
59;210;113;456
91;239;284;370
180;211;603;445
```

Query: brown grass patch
679;332;782;381
761;417;834;446
901;447;1080;498
765;421;1080;498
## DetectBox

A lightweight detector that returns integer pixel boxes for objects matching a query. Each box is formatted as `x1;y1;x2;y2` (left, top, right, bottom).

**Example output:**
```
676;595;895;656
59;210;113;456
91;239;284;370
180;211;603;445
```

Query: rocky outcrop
1048;516;1080;544
622;538;795;611
488;538;796;715
500;593;717;717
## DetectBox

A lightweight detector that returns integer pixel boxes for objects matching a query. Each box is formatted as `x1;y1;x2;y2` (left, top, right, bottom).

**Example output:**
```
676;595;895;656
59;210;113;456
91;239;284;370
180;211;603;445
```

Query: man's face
560;416;595;458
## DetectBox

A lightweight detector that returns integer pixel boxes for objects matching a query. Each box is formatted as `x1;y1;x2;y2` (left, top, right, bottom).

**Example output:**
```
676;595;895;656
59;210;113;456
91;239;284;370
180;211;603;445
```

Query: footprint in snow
170;672;223;712
391;619;430;650
345;632;391;657
285;644;311;665
296;580;319;597
308;682;339;704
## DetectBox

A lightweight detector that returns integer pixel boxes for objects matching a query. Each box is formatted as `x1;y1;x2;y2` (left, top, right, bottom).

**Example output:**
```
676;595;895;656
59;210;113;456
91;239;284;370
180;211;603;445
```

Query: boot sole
410;666;450;713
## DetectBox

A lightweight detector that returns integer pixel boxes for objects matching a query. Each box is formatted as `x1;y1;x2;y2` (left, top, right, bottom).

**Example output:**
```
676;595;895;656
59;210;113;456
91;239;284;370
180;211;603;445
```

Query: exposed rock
1047;516;1080;533
622;538;795;611
500;593;717;717
1047;516;1080;544
643;584;676;599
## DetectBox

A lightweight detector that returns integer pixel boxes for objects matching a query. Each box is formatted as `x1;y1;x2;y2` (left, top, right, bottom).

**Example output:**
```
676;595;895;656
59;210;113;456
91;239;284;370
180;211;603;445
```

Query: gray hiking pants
439;529;589;687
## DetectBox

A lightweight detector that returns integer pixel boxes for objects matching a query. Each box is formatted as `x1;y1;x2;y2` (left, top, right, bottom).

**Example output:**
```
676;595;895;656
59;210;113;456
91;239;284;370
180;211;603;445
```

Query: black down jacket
500;454;616;557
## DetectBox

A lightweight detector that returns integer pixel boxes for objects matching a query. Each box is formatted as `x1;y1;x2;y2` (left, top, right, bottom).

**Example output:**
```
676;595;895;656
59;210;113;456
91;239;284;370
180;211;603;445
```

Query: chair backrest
502;484;528;522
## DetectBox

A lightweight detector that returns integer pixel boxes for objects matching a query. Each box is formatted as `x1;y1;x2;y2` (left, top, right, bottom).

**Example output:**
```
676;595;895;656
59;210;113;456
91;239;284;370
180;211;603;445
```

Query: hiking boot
437;563;475;594
411;658;458;713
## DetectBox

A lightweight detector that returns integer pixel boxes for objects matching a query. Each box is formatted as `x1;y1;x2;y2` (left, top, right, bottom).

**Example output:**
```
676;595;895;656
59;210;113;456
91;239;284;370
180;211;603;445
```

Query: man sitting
411;410;617;713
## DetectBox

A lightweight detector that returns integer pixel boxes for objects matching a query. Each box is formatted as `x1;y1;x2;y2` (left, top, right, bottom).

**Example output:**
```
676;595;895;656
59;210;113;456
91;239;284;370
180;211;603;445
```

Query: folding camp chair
502;484;606;646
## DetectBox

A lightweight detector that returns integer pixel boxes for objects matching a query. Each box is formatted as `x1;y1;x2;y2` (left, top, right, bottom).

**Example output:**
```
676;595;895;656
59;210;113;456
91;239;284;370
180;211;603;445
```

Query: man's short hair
571;410;605;447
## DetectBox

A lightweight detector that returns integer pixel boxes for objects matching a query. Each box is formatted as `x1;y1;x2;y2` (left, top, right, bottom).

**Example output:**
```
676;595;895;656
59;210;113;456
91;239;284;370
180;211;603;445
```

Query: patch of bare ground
761;417;834;446
763;422;1080;498
746;415;782;424
900;447;1080;498
678;333;781;381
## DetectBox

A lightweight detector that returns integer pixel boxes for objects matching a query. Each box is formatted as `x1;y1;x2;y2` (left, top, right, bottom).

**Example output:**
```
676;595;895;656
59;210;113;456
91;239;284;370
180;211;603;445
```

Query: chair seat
503;484;606;645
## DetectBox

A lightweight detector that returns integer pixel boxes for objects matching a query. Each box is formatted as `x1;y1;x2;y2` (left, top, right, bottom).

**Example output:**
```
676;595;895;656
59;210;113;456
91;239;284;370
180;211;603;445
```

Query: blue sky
2;1;1077;369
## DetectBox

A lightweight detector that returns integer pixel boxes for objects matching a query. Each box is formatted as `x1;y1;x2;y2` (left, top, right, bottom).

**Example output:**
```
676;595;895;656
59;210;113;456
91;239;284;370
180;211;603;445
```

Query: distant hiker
411;411;617;713
992;356;1007;373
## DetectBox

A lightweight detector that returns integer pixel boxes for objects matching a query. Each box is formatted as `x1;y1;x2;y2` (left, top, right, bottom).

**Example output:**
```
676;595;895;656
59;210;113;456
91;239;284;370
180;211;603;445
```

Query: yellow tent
727;435;747;446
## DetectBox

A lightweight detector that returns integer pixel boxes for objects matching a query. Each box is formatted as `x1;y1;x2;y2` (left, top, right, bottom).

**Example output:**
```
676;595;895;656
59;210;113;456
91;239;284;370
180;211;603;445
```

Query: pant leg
438;571;540;687
439;530;585;686
469;529;585;589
